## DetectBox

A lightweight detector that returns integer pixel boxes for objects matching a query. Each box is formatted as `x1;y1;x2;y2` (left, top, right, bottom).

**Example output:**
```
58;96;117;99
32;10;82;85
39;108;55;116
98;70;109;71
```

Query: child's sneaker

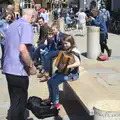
55;103;61;110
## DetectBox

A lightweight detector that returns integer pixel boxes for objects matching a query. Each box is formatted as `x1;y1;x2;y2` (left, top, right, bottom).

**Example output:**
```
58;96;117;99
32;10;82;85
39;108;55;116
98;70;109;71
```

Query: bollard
87;26;100;59
94;100;120;120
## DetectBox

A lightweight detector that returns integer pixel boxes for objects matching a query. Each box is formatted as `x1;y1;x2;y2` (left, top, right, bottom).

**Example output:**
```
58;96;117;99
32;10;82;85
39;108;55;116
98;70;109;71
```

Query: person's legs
48;73;68;104
100;42;105;54
47;75;54;102
43;50;59;73
102;41;111;57
82;23;86;36
100;33;105;54
33;44;46;61
6;74;29;120
100;33;111;57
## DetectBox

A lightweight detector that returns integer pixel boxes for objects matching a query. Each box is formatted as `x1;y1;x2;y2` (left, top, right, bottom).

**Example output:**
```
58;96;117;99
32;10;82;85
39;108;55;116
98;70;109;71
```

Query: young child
47;34;81;109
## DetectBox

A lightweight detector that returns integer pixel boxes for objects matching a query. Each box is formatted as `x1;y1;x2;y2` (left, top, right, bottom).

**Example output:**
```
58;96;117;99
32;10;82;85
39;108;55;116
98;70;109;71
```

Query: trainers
108;49;112;57
55;103;61;110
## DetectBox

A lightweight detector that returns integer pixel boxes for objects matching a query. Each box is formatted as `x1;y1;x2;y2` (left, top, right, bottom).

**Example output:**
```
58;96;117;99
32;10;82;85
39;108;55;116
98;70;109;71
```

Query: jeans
47;73;79;104
100;33;109;54
43;50;59;73
6;74;29;120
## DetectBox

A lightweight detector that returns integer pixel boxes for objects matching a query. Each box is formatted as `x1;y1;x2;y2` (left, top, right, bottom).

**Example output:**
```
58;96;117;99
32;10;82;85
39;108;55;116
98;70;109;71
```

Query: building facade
78;0;97;10
112;0;120;11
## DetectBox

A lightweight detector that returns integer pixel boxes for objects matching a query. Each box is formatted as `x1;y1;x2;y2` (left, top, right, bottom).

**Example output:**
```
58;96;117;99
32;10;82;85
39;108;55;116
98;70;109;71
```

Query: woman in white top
76;8;87;36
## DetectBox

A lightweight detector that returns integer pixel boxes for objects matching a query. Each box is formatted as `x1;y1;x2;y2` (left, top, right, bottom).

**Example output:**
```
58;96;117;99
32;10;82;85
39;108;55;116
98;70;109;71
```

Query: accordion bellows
55;51;74;74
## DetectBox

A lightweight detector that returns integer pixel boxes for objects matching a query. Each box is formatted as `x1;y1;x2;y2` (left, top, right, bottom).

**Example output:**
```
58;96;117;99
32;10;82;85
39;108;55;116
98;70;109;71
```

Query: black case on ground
27;96;58;119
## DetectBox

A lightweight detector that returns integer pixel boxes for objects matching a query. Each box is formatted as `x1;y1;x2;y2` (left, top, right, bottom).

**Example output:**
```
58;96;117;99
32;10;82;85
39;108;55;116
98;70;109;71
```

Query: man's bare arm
19;44;33;68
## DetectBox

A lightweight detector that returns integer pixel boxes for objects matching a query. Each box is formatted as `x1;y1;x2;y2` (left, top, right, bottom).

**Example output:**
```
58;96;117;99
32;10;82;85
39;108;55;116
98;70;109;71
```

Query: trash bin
94;100;120;120
87;26;100;59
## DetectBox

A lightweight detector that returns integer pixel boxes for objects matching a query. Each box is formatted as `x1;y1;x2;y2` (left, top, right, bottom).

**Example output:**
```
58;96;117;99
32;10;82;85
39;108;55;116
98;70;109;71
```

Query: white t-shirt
40;12;49;23
77;12;86;25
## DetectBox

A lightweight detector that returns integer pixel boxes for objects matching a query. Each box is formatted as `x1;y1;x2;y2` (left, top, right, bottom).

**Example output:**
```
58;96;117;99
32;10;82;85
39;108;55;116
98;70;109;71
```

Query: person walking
3;9;37;120
90;8;112;57
100;5;110;31
76;8;87;36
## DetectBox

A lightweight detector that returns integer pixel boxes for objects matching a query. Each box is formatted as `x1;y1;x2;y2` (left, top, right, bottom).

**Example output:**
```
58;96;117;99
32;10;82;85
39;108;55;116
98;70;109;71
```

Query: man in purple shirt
3;9;37;120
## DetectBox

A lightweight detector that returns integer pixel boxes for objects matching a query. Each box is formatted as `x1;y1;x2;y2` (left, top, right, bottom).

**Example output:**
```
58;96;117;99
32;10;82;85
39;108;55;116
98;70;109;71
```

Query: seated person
33;17;49;66
47;34;81;110
38;22;65;82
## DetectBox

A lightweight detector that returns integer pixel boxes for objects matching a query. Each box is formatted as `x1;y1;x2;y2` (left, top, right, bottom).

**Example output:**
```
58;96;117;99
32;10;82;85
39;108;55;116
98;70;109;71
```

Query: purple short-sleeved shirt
3;17;33;76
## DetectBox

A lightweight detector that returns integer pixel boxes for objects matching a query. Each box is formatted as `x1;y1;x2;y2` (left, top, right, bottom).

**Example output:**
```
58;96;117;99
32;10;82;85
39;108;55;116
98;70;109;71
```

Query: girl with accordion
47;34;81;110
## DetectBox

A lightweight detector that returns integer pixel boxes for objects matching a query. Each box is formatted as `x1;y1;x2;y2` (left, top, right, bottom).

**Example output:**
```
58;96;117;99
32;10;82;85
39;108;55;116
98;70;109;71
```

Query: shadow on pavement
59;91;93;120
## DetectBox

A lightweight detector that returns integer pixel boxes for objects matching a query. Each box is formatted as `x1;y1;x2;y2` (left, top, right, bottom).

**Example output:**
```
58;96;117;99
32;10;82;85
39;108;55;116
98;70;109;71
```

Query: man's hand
29;65;37;75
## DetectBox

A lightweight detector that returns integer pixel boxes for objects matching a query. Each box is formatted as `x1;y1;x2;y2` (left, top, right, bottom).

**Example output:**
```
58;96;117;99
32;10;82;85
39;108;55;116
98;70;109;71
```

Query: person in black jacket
37;17;49;45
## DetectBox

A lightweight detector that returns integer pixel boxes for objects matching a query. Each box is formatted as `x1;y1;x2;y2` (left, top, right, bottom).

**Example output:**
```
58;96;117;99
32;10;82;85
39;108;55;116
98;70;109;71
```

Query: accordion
55;51;74;74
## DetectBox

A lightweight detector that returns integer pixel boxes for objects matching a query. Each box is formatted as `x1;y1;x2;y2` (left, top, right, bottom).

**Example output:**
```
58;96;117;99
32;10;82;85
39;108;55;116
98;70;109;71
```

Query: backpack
27;96;58;119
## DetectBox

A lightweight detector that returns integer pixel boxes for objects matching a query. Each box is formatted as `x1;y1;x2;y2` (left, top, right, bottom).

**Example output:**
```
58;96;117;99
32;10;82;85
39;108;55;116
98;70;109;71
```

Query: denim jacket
91;13;107;35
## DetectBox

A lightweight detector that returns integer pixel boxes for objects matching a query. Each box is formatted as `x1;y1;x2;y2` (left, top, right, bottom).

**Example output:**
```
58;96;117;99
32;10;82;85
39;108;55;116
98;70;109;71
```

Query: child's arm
67;55;81;69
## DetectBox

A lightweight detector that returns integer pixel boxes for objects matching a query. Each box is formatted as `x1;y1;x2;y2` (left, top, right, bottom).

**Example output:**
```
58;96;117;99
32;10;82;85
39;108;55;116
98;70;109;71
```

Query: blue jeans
47;73;79;104
43;50;59;73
